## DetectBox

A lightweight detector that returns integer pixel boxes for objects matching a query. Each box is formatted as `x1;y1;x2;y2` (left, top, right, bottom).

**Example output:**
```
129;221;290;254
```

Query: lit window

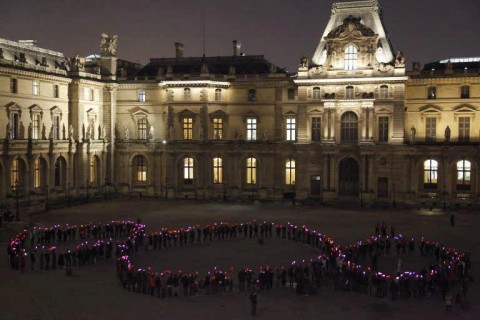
135;156;147;182
423;159;438;189
461;86;470;99
311;117;321;142
11;159;19;190
341;112;358;143
288;88;295;100
346;86;354;99
32;114;41;140
425;118;436;143
458;117;470;143
33;81;39;96
285;159;296;185
34;158;41;188
344;45;358;70
183;117;193;140
378;117;389;142
54;85;59;98
10;79;17;94
457;160;471;190
183;157;194;184
89;156;97;184
248;89;256;102
213;118;223;139
380;85;388;99
138;118;147;140
213;157;223;184
246;118;257;141
286;117;296;141
246;157;257;184
138;89;146;102
313;87;321;100
427;87;436;99
184;88;191;100
215;89;222;101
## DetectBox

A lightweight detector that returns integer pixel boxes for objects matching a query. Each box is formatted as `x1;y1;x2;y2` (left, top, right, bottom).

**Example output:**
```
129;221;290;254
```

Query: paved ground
0;199;477;320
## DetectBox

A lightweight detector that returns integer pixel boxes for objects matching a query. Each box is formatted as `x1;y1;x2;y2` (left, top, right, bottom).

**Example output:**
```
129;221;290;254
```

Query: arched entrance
339;157;359;195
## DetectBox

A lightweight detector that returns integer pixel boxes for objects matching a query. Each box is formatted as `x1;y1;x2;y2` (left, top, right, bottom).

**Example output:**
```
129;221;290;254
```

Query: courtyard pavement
0;199;477;319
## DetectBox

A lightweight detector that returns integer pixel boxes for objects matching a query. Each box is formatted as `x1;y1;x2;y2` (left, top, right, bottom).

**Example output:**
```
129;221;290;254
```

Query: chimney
233;40;241;57
175;42;184;58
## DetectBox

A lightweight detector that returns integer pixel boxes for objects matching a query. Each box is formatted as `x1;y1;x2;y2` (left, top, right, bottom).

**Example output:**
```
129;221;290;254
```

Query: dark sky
1;0;479;71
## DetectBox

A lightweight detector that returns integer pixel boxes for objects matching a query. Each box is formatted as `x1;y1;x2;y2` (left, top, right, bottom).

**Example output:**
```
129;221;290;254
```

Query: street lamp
291;180;296;206
15;179;20;221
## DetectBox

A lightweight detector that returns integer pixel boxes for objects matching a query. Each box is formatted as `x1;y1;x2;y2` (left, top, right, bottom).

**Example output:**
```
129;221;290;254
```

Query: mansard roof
409;57;480;78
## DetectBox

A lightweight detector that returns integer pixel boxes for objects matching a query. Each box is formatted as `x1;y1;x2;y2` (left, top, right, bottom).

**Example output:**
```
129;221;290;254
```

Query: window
11;159;19;190
32;114;41;140
215;89;222;101
425;117;436;142
378;116;389;142
248;89;256;102
54;157;66;187
380;85;388;99
246;157;257;184
246;118;257;141
213;118;223;139
341;112;358;143
184;88;191;100
10;112;19;139
461;86;470;99
33;81;39;96
346;86;354;99
311;117;321;142
183;157;194;184
137;118;148;140
313;87;321;100
89;156;97;184
344;45;358;70
10;79;17;93
213;157;223;184
457;160;471;190
286;117;296;141
182;117;193;140
423;159;438;189
52;115;60;140
138;89;146;102
285;159;295;185
135;156;147;182
427;87;436;99
458;117;470;142
84;88;94;101
33;158;41;188
54;85;59;98
288;88;295;100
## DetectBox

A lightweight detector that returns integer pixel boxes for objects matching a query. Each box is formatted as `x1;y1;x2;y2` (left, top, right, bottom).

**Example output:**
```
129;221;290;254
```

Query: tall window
458;117;470;142
288;88;295;100
311;117;321;142
286;117;296;141
135;156;147;182
10;78;17;93
285;159;295;185
246;157;257;184
425;117;436;142
32;114;41;140
10;113;19;139
138;118;147;140
246;118;257;141
380;85;388;99
183;117;193;140
54;157;66;187
341;112;358;143
423;159;438;189
183;157;194;184
346;86;354;99
378;116;389;142
461;86;470;99
89;156;97;184
33;80;39;96
313;87;321;100
215;89;222;101
138;89;146;102
11;159;19;190
457;160;471;190
54;85;59;98
427;87;436;99
248;89;256;102
33;158;41;188
213;157;223;184
213;118;223;139
344;45;358;70
184;88;191;100
52;115;60;140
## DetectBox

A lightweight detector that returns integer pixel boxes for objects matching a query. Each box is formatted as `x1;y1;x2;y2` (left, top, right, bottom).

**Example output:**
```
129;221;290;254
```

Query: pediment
178;109;196;119
284;110;297;116
419;105;442;113
375;108;391;114
453;105;477;113
209;109;228;121
131;108;149;117
325;15;376;39
29;104;43;112
5;102;22;111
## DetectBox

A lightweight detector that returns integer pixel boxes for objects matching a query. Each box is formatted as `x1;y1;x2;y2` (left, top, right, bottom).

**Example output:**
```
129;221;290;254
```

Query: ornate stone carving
325;16;376;39
299;56;309;69
100;34;118;56
394;50;405;67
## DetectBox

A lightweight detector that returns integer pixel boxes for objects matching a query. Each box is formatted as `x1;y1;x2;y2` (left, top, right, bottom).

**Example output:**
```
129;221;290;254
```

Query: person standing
250;291;257;316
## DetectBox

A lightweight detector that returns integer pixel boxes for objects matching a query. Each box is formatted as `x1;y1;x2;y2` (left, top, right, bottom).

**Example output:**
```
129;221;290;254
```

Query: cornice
0;66;71;83
294;76;408;85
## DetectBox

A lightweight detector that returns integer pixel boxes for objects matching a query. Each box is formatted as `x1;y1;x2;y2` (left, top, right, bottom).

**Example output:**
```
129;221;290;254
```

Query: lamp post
15;180;20;221
291;181;296;206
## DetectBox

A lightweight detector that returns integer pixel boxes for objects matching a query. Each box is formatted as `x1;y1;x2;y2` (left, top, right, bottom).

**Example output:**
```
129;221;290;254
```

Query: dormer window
344;45;358;70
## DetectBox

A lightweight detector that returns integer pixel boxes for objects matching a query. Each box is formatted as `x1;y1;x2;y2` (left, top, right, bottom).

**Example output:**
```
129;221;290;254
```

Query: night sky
1;0;479;71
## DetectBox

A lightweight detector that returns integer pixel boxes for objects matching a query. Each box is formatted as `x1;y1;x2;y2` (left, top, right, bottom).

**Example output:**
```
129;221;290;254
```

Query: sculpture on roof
300;56;309;69
100;33;118;56
394;50;405;67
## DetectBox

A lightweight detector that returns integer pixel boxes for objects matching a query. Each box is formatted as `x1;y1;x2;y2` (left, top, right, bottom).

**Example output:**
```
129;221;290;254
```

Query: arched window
89;156;99;184
134;155;147;182
184;88;191;100
313;87;321;100
341;112;358;143
457;160;471;190
213;157;223;184
33;158;46;189
246;157;257;184
423;159;438;189
344;45;358;70
380;85;388;99
285;159;296;185
54;157;67;187
184;157;194;184
215;89;222;101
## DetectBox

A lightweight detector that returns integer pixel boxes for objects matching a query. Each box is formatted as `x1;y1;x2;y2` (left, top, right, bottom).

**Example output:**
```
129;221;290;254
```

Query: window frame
248;89;256;102
460;86;470;99
425;117;436;143
213;117;223;140
246;117;257;141
246;157;257;184
423;159;438;189
32;80;39;96
214;89;222;102
285;159;296;186
311;116;322;142
427;87;436;99
286;117;296;141
138;89;146;102
182;117;194;140
183;157;194;184
344;45;358;71
378;116;389;143
213;157;223;184
379;85;388;99
184;88;191;101
340;111;358;143
456;160;471;191
10;78;18;94
458;116;470;143
312;87;321;100
135;156;148;183
137;117;148;140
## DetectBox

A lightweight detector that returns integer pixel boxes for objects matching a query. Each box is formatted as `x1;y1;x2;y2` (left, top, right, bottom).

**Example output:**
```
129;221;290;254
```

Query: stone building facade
1;0;479;216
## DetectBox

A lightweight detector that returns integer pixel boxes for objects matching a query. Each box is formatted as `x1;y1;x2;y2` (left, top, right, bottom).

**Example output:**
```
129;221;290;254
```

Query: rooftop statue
100;33;118;56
